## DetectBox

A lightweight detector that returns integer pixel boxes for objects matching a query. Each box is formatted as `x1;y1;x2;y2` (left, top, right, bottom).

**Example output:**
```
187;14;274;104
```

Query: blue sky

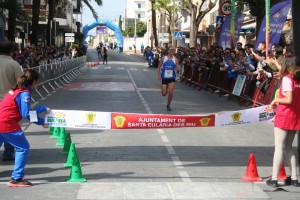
81;0;127;35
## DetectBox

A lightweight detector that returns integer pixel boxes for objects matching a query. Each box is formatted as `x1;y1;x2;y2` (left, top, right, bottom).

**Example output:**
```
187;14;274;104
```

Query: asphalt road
0;48;298;199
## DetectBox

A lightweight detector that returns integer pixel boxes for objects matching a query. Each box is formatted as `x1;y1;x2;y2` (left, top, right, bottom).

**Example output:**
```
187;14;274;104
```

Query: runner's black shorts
162;78;175;85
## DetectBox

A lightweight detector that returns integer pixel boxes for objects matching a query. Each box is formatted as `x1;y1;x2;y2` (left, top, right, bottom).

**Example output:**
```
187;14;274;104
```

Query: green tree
236;0;283;38
123;25;134;37
153;0;181;45
136;21;147;37
0;0;27;42
123;21;147;37
181;0;218;48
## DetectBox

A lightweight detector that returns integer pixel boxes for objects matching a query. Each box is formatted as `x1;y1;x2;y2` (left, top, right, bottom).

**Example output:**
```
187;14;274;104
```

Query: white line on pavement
127;69;191;182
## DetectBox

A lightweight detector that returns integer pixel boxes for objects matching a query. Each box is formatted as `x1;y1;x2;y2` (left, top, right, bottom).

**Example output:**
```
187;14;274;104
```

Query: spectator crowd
142;42;294;105
11;44;87;70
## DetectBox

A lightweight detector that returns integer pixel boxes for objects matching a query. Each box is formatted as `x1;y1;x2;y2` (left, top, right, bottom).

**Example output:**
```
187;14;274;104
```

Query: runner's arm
175;58;180;72
157;57;164;79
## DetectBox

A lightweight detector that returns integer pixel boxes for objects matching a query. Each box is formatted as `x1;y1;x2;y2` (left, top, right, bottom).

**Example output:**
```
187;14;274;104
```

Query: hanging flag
218;13;245;49
265;0;270;56
255;0;291;51
0;18;4;42
230;0;236;49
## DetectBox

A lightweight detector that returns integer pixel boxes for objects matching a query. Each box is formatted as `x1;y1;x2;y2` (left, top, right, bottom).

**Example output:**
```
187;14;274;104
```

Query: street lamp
81;4;86;32
134;16;137;53
172;0;176;47
0;17;4;42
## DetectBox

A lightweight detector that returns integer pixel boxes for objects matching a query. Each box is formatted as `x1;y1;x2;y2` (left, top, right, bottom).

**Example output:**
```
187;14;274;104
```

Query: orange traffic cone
242;154;263;182
278;163;287;180
269;162;287;180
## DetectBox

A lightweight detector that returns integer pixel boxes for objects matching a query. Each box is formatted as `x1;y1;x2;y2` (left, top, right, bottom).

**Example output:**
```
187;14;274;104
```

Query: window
138;14;141;18
138;4;141;8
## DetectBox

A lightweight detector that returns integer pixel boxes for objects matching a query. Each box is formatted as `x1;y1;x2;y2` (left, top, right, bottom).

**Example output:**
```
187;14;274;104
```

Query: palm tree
151;0;158;48
0;0;27;42
31;0;41;45
82;0;103;19
46;0;103;46
46;0;56;46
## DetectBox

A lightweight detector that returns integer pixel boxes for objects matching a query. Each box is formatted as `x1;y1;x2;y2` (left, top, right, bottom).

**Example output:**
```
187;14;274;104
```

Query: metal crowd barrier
180;63;280;107
29;56;87;102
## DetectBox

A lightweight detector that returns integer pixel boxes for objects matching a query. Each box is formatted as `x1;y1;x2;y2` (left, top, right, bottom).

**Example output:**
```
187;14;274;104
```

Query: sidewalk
123;50;145;59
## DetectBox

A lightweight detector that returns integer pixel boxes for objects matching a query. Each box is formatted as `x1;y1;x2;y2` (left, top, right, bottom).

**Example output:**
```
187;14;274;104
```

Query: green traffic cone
64;143;77;168
50;127;60;139
67;154;87;183
61;133;72;154
56;128;67;146
48;127;54;134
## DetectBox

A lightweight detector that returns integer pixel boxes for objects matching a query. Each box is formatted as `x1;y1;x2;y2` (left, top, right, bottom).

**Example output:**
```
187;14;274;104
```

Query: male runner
157;47;179;111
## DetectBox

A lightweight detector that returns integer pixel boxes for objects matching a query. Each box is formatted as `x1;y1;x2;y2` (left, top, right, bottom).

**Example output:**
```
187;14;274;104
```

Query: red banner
111;113;215;129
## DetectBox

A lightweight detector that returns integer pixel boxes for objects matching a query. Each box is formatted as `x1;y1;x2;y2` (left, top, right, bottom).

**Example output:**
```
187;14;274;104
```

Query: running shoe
266;179;278;188
167;105;172;111
7;178;33;187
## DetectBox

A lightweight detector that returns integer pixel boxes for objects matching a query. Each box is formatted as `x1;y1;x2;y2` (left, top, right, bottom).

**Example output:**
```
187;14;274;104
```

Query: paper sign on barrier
215;105;275;127
45;110;111;129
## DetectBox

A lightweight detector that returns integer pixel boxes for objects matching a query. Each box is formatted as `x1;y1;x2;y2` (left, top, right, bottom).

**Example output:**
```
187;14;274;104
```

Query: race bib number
164;69;173;78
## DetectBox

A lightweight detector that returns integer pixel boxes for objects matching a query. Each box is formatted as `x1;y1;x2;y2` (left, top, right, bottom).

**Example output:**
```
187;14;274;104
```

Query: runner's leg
167;82;175;106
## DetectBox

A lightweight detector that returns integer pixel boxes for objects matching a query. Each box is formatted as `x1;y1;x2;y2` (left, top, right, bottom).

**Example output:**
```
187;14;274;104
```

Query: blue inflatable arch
82;19;123;49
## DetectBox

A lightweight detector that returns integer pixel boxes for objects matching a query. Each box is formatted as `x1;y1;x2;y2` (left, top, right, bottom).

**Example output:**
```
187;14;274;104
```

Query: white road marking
127;69;191;182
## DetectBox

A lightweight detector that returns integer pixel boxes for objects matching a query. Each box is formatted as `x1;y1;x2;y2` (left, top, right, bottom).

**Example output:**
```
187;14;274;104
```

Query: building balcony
55;18;68;28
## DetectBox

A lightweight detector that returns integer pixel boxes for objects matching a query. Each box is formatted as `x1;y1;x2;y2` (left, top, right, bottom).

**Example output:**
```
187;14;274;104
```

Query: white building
125;0;149;29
